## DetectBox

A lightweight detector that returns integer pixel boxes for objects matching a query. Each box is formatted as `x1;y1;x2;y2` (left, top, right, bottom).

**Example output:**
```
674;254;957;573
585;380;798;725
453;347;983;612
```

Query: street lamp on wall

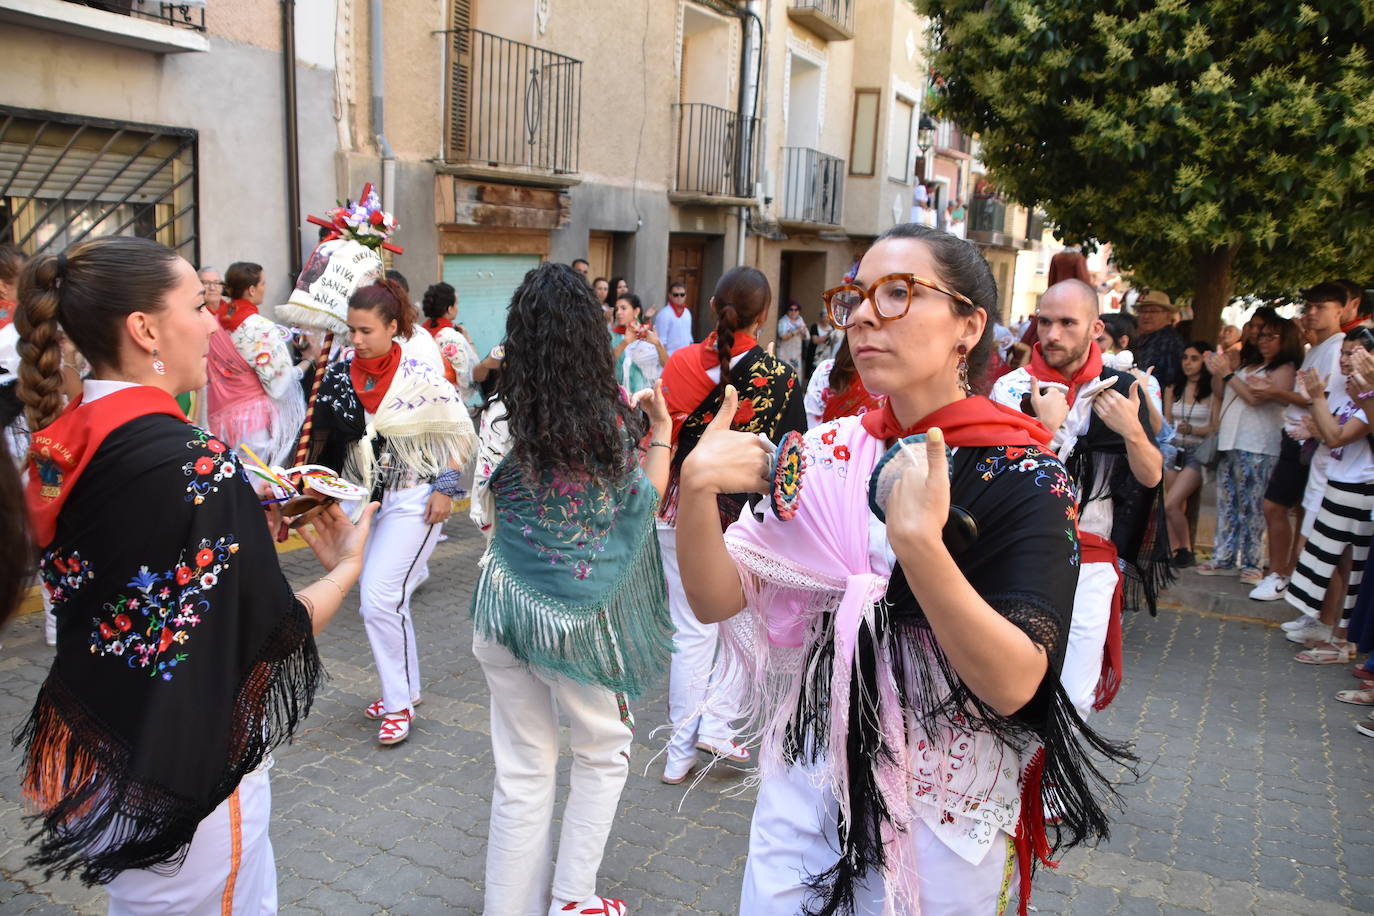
916;114;937;156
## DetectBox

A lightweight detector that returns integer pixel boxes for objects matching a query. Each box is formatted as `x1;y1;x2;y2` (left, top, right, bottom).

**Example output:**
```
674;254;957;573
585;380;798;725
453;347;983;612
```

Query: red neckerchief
0;298;14;331
822;377;883;423
217;298;260;333
350;341;402;413
26;386;187;547
1342;317;1366;333
425;317;454;338
860;395;1052;447
668;302;688;318
1027;340;1104;404
661;332;759;434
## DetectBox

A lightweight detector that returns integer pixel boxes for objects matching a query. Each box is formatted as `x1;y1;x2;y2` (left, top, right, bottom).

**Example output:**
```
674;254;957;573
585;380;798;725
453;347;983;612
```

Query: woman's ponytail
708;266;772;394
16;254;68;432
715;304;738;390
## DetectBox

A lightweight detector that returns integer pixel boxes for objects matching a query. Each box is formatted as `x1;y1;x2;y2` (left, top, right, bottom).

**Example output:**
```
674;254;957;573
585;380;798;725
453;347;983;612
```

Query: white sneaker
1285;618;1331;644
1281;613;1315;632
1249;573;1289;601
550;896;627;916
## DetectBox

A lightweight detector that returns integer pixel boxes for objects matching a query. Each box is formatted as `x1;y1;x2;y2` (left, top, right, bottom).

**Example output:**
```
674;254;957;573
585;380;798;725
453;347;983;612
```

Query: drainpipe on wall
736;0;763;267
370;0;396;211
282;0;302;276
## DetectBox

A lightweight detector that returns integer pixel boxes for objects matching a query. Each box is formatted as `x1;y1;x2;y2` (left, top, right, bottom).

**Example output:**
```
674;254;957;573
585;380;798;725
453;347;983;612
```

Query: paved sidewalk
0;522;1369;914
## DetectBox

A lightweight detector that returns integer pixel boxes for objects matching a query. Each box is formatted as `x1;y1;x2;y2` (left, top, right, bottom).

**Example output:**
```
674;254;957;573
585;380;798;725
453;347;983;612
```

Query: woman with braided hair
421;281;481;406
656;266;806;784
12;235;377;910
311;277;476;745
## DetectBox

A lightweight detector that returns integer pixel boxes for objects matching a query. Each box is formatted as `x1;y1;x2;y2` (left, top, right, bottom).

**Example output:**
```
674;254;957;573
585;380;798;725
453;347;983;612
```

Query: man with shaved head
991;278;1166;720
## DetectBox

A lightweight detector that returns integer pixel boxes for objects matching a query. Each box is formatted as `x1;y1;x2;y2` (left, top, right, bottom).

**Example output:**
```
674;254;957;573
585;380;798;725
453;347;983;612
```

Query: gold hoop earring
956;344;970;394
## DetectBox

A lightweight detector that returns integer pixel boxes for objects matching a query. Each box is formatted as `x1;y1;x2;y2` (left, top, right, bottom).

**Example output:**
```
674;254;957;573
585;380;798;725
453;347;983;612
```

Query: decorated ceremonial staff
276;183;402;466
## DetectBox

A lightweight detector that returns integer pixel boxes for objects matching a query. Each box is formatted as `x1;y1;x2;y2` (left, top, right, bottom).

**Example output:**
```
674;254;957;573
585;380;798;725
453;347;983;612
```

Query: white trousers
658;524;740;766
741;763;1012;915
473;633;633;915
106;765;276;915
1060;560;1119;720
358;484;439;714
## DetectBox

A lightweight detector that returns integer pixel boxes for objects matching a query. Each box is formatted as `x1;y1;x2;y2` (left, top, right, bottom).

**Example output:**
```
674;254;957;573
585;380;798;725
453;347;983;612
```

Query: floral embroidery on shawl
181;430;239;505
82;536;239;679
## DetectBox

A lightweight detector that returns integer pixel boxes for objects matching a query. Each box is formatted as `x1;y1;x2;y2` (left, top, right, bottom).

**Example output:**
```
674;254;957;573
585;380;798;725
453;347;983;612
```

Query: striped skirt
1286;479;1374;617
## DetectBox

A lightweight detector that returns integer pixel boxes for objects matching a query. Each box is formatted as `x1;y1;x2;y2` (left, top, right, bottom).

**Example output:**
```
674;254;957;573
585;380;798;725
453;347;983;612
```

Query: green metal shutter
441;253;542;358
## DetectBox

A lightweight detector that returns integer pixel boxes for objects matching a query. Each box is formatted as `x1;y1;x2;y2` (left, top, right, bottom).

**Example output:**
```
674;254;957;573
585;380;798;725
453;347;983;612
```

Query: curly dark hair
496;262;645;485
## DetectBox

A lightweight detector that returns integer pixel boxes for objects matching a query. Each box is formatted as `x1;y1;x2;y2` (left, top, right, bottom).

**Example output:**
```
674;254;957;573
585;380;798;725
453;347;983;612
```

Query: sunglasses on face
1256;331;1280;341
822;273;973;329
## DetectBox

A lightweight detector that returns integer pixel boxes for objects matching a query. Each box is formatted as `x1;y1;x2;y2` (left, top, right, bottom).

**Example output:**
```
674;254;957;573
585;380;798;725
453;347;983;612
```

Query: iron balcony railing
936;119;972;156
789;0;855;34
781;147;844;225
968;195;1007;234
673;103;758;199
445;29;581;175
74;1;206;32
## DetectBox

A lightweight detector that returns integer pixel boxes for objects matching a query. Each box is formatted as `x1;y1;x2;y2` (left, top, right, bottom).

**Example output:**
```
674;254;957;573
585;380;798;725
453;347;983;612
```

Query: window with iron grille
0;105;199;263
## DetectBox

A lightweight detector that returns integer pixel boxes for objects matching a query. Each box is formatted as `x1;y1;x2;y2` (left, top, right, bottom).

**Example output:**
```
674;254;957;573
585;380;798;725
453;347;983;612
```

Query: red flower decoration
786;377;795;389
701;411;715;425
99;623;115;640
735;398;756;424
821;428;837;444
207;439;226;453
175;566;194;585
52;556;68;574
194;456;215;475
158;628;175;653
834;445;851;461
114;613;132;632
369;210;385;226
195;548;214;568
751;374;769;388
1006;447;1026;460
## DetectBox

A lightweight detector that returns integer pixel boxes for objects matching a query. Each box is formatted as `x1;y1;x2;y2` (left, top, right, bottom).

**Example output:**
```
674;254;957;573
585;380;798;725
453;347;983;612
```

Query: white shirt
83;378;142;403
654;306;694;355
1218;365;1285;456
1285;333;1344;435
1324;393;1374;484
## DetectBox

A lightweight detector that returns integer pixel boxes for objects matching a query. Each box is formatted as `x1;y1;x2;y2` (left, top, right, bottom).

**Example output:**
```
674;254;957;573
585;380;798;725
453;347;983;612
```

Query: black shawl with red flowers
662;346;807;526
15;413;320;885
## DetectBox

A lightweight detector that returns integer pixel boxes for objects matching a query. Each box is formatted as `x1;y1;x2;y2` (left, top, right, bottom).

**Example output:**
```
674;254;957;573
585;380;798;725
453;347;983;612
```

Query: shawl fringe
13;602;321;886
346;424;473;496
471;513;673;697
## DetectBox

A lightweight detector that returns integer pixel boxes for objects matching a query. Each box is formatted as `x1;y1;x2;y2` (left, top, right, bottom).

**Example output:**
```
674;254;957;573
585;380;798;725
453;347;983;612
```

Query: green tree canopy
916;0;1374;336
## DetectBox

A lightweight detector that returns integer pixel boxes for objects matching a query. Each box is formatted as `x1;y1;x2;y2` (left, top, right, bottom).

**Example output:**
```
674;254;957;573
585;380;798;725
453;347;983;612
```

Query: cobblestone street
1;521;1370;915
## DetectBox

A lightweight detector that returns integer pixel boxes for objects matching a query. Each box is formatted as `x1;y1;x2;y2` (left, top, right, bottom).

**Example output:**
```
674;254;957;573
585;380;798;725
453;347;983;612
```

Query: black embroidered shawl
14;415;320;885
664;346;807;526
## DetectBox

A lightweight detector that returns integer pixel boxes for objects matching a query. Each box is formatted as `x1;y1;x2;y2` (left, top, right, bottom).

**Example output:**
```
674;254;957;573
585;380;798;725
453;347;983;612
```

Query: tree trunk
1188;244;1239;345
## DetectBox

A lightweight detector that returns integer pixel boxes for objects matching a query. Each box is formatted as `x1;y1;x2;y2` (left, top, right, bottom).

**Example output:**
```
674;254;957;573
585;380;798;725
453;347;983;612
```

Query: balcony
934;119;972;158
967;194;1014;248
0;0;207;53
786;0;854;42
780;147;844;227
672;103;757;204
442;29;582;185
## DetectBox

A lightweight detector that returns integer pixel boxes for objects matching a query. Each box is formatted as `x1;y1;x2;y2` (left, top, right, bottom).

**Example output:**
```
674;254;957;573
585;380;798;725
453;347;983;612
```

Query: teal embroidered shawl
470;450;672;696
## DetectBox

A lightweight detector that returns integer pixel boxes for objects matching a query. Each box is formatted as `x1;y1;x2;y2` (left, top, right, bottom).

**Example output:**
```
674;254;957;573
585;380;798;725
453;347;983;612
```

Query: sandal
365;695;422;720
378;709;412;745
1295;641;1354;665
695;737;751;764
1195;562;1237;576
1335;687;1374;706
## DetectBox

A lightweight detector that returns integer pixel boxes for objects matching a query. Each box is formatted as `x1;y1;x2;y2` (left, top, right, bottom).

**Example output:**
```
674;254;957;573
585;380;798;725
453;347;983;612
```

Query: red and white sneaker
696;737;750;764
364;696;422;720
378;709;412;745
551;896;627;916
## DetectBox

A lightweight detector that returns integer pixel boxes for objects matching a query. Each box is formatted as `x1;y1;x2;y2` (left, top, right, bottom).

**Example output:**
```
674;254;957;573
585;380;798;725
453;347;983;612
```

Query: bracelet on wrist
1223;372;1235;383
648;440;671;450
431;468;466;498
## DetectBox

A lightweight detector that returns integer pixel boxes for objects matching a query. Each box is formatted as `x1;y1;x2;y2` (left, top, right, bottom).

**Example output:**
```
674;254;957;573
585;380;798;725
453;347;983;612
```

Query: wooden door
588;231;613;282
667;234;706;320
